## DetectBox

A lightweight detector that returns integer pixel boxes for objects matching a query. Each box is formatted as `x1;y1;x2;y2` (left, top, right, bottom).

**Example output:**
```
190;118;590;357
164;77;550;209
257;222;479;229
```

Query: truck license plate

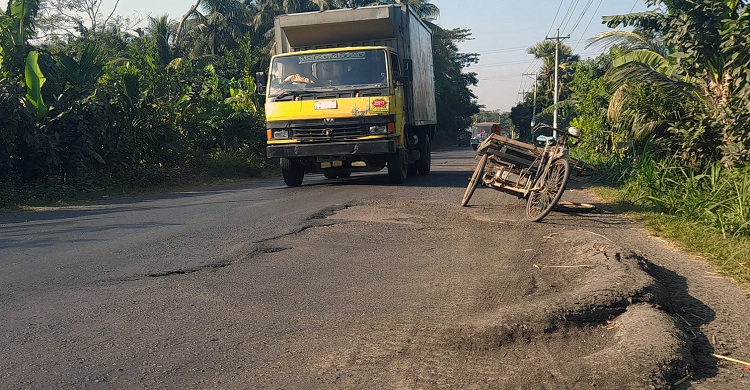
314;100;337;110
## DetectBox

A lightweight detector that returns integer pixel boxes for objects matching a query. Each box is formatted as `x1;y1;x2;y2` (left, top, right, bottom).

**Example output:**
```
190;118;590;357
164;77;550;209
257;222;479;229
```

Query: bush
187;148;272;178
623;156;750;238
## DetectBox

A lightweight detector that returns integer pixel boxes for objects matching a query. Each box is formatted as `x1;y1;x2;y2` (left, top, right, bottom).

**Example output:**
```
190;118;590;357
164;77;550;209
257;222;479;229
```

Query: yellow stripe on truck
267;134;392;145
265;96;392;121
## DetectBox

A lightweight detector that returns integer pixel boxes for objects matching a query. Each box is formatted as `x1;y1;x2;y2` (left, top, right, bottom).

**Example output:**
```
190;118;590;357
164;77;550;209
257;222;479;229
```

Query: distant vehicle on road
470;122;501;150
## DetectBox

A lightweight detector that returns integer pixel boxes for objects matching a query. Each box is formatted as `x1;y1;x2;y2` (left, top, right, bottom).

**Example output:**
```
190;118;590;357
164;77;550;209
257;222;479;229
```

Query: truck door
391;52;409;136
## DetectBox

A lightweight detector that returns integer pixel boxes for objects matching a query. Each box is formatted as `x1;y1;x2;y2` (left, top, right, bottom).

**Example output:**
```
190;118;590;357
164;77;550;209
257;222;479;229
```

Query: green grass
590;160;750;292
622;158;750;238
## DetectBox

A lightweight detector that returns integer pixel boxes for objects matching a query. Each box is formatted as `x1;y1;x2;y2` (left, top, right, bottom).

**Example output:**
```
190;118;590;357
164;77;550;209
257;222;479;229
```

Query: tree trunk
173;0;202;49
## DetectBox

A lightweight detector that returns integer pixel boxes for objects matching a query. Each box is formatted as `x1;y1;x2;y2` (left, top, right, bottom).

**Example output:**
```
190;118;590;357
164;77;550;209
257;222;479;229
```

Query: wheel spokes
525;158;571;222
528;190;552;216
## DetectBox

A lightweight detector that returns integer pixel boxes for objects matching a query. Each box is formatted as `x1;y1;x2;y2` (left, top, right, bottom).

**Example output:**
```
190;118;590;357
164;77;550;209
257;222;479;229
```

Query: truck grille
292;120;368;139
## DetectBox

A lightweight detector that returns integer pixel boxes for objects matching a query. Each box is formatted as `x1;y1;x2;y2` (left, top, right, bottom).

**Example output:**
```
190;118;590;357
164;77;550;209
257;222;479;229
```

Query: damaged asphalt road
1;148;749;389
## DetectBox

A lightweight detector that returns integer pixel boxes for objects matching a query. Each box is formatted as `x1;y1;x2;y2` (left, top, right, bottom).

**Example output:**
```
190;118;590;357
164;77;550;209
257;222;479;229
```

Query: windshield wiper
272;90;300;101
326;84;386;91
272;87;339;99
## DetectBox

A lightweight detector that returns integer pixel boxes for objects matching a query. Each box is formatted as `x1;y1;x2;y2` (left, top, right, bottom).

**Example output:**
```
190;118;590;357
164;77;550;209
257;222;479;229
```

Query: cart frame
461;124;580;222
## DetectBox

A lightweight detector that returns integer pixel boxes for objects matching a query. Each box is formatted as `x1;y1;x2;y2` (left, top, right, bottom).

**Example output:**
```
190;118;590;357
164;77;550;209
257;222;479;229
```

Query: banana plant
1;0;40;76
8;0;40;46
56;45;104;104
24;50;48;120
0;9;9;74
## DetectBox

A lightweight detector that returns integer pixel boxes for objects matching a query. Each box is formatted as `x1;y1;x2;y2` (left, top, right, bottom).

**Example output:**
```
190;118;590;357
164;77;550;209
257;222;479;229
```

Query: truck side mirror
255;71;267;94
402;59;413;82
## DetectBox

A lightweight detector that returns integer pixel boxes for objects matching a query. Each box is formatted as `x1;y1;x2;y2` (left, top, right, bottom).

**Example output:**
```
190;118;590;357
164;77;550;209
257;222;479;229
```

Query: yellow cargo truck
261;4;437;186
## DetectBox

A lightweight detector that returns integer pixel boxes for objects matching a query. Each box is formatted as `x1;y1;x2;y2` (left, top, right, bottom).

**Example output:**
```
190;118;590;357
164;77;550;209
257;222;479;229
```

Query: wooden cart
461;125;593;222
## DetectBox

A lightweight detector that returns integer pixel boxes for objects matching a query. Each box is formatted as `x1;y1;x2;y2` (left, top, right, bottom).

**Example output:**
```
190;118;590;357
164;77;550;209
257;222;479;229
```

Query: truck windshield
268;50;388;97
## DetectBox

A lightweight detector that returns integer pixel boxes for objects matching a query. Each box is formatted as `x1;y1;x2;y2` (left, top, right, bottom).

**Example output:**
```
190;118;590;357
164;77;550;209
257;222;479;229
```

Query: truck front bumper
267;140;396;158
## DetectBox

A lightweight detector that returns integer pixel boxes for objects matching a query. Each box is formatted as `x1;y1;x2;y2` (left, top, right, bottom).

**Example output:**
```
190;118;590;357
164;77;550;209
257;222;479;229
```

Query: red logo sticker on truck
371;98;389;113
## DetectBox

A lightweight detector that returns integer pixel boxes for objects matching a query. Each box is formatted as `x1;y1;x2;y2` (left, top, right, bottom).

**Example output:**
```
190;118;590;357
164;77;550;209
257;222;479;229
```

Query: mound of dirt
409;230;691;389
317;203;696;388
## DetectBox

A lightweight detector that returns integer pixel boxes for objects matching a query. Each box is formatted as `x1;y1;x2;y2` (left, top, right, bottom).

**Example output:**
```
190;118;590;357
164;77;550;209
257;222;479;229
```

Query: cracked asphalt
2;148;749;389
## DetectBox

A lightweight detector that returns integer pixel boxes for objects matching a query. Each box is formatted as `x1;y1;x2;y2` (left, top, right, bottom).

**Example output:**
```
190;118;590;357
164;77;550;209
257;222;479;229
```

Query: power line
546;0;567;38
560;0;581;33
478;74;529;81
475;46;530;55
630;0;639;13
521;58;543;81
472;59;539;68
568;0;596;36
572;0;603;51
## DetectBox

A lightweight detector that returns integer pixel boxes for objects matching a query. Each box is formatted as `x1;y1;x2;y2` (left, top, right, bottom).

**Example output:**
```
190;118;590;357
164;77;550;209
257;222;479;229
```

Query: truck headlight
369;125;388;135
272;130;290;139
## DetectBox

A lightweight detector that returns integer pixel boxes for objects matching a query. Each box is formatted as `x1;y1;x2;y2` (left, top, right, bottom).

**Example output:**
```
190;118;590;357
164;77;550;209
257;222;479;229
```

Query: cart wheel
461;154;488;207
526;158;570;222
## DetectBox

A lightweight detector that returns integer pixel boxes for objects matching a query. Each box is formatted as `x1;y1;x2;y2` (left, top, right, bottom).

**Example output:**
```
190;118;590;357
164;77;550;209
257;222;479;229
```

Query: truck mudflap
267;140;396;158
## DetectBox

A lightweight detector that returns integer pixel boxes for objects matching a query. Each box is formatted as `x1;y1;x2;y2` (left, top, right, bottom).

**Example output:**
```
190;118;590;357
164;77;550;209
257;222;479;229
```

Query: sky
115;0;650;112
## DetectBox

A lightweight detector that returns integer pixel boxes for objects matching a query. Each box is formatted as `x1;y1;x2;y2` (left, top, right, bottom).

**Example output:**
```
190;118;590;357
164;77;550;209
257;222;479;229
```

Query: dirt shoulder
567;185;750;389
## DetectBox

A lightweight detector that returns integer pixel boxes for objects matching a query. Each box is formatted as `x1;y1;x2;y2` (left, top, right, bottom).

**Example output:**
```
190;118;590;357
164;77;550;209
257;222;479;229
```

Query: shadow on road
644;261;718;386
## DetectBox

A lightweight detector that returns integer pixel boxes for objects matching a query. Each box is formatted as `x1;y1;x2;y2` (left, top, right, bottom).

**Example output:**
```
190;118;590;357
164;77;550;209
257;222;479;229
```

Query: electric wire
473;59;542;68
546;0;567;38
572;0;603;51
532;0;570;92
567;0;596;36
475;46;531;54
560;0;581;33
520;0;589;107
481;74;532;81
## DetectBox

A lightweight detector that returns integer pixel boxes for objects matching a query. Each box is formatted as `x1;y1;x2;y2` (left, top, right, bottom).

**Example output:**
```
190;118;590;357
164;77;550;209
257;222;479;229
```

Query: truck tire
281;158;304;187
416;134;431;176
387;149;408;184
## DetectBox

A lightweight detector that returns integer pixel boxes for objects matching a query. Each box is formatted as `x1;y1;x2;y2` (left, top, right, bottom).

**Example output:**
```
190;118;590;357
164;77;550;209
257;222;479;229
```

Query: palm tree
591;0;750;166
526;40;579;125
176;0;254;57
335;0;439;21
146;15;176;66
394;0;439;21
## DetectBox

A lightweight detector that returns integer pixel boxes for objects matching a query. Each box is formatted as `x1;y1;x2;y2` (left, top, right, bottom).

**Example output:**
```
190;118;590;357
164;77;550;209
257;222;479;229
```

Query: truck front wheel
387;149;408;184
281;158;305;187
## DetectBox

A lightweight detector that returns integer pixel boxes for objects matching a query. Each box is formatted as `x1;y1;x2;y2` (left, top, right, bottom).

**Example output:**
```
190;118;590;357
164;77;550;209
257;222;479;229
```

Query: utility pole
532;77;538;127
545;28;569;137
523;72;538;127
